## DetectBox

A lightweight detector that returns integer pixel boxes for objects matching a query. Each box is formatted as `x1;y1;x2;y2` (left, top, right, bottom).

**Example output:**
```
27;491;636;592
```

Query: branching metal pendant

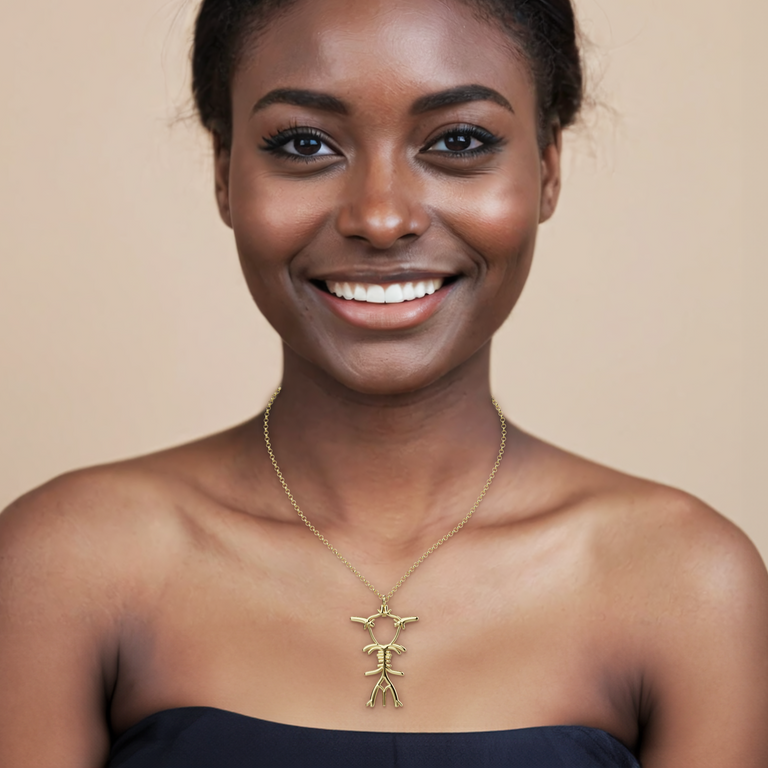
351;604;419;708
264;389;506;712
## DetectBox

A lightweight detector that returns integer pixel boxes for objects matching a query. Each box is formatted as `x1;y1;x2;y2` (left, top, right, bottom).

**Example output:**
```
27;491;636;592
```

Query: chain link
263;387;507;606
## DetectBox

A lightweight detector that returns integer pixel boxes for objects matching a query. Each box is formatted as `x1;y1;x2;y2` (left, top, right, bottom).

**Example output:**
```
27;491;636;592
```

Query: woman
1;0;766;765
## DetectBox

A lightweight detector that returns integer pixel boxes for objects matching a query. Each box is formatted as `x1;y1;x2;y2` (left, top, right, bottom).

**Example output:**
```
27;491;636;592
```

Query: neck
255;342;513;562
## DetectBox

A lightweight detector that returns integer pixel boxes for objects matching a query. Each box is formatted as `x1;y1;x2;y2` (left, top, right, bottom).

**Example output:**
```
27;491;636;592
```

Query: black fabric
108;707;641;767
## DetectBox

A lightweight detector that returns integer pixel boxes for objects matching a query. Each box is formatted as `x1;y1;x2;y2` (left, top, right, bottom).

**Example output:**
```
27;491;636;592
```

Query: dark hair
192;0;583;149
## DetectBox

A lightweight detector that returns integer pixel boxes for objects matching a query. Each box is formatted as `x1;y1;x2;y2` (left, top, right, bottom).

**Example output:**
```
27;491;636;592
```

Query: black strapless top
108;707;640;767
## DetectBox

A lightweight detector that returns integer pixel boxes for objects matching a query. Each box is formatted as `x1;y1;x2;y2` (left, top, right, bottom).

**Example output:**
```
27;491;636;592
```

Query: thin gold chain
263;387;507;607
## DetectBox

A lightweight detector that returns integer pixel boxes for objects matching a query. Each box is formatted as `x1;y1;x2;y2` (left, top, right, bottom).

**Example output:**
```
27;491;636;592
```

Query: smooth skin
1;1;767;766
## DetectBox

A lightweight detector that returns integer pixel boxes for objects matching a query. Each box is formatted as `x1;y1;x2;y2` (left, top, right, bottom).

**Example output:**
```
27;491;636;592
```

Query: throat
258;380;510;558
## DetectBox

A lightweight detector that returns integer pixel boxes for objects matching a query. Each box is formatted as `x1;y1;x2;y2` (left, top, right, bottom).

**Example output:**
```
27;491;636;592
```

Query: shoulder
593;481;767;620
557;460;768;727
536;450;768;756
0;445;235;763
630;487;768;665
0;439;235;604
560;458;768;625
0;465;176;608
0;422;267;605
1;455;196;539
520;440;768;644
525;440;767;605
570;471;768;762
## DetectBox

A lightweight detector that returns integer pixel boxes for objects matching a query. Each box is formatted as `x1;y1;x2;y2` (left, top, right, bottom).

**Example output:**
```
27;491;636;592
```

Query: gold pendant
351;603;419;708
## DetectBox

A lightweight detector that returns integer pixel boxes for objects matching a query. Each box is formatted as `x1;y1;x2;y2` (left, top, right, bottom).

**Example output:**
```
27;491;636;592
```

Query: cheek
440;162;542;284
227;178;323;339
228;158;334;291
458;187;536;255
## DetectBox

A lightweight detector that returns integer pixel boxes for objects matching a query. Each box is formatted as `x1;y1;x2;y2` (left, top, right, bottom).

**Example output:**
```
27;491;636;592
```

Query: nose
335;154;430;249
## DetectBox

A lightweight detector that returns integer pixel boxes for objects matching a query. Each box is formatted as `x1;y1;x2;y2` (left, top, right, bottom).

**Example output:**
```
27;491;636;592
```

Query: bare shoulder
3;459;178;551
631;491;768;765
610;488;768;763
528;441;768;763
607;480;768;660
0;434;251;762
0;465;179;628
526;438;768;609
0;421;266;616
588;473;768;623
0;427;246;581
517;435;768;653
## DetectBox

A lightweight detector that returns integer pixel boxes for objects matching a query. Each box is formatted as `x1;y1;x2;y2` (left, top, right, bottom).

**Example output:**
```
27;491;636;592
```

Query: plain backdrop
1;1;766;561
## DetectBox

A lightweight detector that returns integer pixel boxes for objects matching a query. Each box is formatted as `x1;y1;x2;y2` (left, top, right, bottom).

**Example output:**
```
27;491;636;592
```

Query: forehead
234;0;533;114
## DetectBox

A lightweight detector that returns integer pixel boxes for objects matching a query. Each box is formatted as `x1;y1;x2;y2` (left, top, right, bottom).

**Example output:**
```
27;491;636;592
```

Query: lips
312;275;456;331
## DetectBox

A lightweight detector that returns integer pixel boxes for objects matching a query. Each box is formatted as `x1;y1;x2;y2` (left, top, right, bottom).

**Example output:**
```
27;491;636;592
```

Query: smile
313;275;456;331
325;278;444;304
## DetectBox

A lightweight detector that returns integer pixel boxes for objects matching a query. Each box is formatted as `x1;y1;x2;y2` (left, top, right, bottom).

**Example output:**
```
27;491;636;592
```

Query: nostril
336;199;430;249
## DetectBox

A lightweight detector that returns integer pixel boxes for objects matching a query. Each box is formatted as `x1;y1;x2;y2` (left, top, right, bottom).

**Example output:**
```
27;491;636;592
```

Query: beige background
1;2;765;559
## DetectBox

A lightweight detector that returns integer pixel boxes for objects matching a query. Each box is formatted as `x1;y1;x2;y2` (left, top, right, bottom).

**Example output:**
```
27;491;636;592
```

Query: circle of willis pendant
351;603;419;708
263;387;506;710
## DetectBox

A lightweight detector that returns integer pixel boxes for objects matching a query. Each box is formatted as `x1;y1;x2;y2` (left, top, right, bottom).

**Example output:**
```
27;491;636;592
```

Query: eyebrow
411;85;514;115
250;83;514;118
251;88;349;116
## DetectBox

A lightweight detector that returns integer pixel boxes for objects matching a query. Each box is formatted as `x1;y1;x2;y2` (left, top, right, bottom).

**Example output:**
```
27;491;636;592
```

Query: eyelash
424;124;502;158
259;124;503;163
260;126;334;164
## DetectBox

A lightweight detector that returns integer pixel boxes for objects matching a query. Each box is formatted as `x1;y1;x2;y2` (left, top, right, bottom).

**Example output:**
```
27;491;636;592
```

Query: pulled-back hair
191;0;584;149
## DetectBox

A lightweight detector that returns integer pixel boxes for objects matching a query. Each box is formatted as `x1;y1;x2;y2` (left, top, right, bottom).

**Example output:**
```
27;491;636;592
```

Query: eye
281;135;336;157
428;132;484;153
422;125;501;157
260;127;340;161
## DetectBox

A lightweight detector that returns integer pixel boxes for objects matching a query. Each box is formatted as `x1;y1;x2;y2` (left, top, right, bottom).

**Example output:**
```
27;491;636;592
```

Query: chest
111;526;641;745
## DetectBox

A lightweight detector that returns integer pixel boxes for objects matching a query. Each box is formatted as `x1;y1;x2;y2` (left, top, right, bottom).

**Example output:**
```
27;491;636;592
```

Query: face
215;0;562;395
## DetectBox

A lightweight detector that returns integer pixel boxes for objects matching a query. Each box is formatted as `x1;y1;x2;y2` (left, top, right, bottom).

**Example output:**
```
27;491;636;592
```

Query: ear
213;133;233;229
539;125;563;224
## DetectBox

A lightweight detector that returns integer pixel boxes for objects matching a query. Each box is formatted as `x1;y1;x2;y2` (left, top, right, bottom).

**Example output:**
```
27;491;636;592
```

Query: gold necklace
263;387;507;708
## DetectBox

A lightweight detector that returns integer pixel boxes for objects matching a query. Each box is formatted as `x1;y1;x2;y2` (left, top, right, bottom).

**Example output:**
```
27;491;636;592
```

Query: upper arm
0;474;121;767
637;497;768;767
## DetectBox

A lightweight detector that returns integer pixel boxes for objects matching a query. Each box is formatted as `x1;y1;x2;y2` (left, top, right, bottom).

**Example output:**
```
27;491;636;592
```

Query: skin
1;0;767;766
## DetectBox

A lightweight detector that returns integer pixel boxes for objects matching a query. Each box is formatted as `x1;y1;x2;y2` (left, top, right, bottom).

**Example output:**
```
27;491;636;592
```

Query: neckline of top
116;704;634;749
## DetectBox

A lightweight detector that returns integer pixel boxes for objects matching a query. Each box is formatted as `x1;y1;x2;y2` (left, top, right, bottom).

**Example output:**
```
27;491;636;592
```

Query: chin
334;370;439;397
302;340;474;399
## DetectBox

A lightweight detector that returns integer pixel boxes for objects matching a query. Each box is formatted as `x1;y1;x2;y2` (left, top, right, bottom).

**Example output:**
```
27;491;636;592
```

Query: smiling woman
206;0;566;397
0;1;766;767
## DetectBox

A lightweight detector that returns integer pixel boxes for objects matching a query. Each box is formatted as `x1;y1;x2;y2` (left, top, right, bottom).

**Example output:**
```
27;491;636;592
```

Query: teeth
367;285;386;303
384;284;404;303
326;278;445;304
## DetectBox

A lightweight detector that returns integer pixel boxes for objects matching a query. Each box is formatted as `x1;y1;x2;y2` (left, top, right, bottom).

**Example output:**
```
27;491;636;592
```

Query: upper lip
309;269;459;284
